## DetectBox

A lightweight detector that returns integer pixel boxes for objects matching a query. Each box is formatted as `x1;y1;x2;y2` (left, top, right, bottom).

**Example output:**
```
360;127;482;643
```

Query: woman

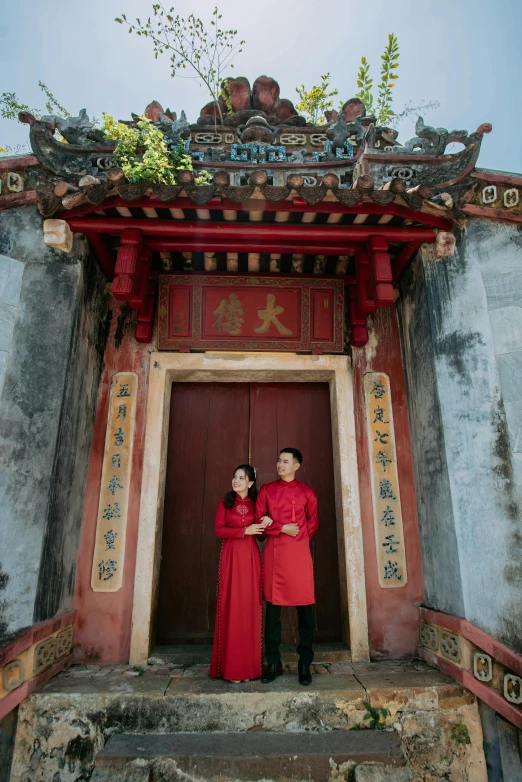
209;464;266;682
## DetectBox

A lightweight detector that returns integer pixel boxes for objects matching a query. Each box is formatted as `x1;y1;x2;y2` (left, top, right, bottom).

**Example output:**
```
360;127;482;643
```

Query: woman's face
232;469;252;495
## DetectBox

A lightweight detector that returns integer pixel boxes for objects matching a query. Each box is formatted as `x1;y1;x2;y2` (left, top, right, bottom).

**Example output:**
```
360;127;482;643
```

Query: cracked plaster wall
398;218;522;653
0;206;109;642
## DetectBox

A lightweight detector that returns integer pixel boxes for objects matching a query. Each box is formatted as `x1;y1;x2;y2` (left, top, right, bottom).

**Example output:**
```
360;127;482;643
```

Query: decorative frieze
504;674;522;705
280;133;307;146
504;188;519;207
91;372;138;592
420;621;439;652
473;652;492;682
33;637;57;674
6;172;23;192
439;629;461;663
3;660;23;692
482;185;497;204
364;372;408;588
55;626;74;660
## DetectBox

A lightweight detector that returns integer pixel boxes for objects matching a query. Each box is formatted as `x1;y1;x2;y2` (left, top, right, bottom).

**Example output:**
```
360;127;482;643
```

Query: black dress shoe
262;662;283;683
298;665;312;685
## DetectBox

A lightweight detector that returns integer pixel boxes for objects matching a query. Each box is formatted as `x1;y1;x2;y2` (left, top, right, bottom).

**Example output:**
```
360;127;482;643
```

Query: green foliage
377;33;399;125
219;82;234;115
362;700;391;729
107;114;211;186
451;722;471;746
116;5;245;124
295;73;338;125
0;82;69;122
355;57;374;115
354;33;400;125
132;665;145;676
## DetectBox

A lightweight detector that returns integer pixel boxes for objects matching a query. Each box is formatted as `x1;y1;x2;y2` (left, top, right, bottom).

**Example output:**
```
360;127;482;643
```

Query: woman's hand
245;523;266;535
281;523;300;537
260;515;273;528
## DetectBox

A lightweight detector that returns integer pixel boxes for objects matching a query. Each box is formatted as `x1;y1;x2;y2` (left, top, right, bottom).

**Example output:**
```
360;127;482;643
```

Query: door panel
250;383;342;643
156;383;250;644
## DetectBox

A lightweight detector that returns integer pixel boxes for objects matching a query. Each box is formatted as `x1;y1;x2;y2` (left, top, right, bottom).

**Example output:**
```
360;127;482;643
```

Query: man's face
277;452;300;479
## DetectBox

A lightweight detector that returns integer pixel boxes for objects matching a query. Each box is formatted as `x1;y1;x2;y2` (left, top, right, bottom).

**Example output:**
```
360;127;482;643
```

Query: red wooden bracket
135;280;157;344
112;228;143;301
355;251;376;314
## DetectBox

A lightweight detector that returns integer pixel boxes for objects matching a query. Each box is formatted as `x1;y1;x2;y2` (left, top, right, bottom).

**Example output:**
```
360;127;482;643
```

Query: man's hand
260;515;273;528
281;523;300;537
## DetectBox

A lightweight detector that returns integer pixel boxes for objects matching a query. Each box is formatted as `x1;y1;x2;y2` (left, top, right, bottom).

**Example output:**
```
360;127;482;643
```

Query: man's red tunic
256;478;318;606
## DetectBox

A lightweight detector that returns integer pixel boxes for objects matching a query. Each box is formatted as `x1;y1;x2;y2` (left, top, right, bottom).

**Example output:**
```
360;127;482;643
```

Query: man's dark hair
279;447;303;464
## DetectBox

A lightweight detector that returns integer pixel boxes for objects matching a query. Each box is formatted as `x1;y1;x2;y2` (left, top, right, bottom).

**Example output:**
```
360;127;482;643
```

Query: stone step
92;730;407;782
148;641;351;666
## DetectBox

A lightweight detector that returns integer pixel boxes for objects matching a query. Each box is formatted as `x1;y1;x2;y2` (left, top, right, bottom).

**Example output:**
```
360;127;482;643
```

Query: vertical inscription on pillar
364;372;408;588
91;372;138;592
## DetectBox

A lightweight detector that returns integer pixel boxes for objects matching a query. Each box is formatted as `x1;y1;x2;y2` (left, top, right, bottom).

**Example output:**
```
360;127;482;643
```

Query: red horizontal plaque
158;275;344;353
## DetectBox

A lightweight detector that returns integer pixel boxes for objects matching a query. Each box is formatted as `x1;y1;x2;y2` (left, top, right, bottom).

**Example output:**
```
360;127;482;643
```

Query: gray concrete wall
399;219;522;653
0;207;109;642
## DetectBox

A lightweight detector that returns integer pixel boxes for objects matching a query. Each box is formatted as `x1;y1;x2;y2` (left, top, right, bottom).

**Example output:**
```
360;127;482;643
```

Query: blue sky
1;0;520;172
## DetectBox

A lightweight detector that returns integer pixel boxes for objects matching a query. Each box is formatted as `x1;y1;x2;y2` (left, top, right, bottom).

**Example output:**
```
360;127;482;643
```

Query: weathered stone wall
0;206;109;641
398;218;522;653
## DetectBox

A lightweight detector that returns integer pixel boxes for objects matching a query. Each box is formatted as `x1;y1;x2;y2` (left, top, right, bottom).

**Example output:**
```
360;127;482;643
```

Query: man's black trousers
264;601;314;667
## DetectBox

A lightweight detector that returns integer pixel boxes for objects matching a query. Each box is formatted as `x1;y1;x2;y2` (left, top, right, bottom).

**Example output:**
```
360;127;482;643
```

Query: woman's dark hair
224;464;257;509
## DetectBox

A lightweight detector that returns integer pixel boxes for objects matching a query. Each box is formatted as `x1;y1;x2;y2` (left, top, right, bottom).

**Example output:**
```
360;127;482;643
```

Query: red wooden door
250;383;342;643
156;383;250;644
156;382;342;645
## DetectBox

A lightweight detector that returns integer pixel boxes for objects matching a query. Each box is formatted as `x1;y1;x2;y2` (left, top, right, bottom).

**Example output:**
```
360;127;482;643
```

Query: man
256;448;318;686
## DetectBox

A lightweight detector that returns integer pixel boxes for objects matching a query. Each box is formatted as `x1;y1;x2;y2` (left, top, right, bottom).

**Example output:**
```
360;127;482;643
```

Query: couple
209;448;318;686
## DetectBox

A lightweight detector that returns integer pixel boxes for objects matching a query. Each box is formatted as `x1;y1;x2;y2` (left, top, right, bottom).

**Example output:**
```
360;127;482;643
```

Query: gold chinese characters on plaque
91;372;138;592
363;372;408;588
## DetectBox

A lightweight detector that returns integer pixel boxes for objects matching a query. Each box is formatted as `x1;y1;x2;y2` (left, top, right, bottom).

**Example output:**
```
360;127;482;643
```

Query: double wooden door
155;382;342;645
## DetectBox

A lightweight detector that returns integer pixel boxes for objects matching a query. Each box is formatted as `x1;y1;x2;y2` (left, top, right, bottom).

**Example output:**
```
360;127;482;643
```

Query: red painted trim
392;243;422;283
86;233;115;281
419;607;522;677
471;170;522;188
62;195;452;230
0;156;39;171
0;611;76;667
150;270;356;283
0;656;70;721
145;239;364;255
427;654;522;730
462;203;522;225
0;190;37;211
65;217;436;244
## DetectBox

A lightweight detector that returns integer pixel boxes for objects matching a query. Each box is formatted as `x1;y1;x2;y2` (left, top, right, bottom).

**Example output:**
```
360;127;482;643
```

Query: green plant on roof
102;113;211;185
295;73;339;125
354;33;400;125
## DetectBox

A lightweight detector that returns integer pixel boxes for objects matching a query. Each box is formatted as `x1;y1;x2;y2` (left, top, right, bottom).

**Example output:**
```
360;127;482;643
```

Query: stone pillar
398;219;522;654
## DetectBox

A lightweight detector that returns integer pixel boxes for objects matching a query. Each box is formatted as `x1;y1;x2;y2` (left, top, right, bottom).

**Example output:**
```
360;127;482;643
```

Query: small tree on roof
115;4;245;125
295;74;338;125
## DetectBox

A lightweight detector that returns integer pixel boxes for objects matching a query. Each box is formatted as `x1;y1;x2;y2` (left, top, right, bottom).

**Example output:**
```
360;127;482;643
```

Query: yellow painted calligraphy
364;372;408;588
253;294;293;335
91;372;138;592
211;293;244;335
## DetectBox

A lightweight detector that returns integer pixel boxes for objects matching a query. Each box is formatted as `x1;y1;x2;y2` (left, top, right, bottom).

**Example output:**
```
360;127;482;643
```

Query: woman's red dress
209;495;262;681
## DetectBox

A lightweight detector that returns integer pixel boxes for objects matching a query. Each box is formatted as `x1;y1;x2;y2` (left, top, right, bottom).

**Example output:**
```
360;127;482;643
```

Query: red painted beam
144;239;363;255
86;233;115;281
67;217;436;244
61;196;452;231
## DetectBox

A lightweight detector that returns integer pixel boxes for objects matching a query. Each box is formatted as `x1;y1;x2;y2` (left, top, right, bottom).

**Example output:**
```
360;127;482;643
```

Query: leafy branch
354;33;399;125
362;701;391;729
295;73;338;125
0;82;70;122
115;4;245;124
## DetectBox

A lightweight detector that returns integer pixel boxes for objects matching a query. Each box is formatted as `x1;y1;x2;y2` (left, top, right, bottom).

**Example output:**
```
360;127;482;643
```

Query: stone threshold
148;641;352;666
